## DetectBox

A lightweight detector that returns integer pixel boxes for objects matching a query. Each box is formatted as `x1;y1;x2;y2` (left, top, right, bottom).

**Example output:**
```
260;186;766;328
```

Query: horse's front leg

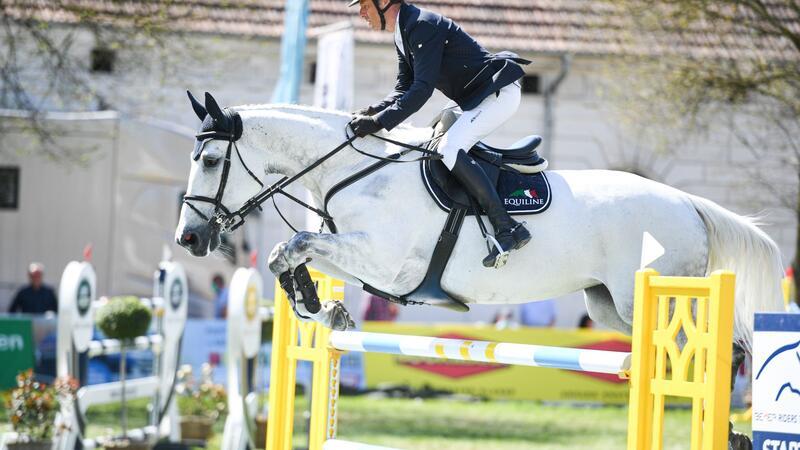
268;231;371;331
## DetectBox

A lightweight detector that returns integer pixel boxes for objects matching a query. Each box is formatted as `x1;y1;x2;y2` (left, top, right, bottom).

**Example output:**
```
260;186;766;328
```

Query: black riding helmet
348;0;403;31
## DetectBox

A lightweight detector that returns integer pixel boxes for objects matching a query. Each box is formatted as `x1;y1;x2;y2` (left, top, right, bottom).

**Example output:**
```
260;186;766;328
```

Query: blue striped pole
324;440;400;450
329;331;631;376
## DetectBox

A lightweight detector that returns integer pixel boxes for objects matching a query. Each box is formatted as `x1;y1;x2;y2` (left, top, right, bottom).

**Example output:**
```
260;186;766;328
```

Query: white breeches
438;81;522;169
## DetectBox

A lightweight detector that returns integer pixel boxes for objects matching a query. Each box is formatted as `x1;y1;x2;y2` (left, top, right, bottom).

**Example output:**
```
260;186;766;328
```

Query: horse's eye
203;156;220;168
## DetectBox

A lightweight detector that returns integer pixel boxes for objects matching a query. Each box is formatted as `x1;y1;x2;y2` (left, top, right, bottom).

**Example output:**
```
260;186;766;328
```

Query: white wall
0;112;240;317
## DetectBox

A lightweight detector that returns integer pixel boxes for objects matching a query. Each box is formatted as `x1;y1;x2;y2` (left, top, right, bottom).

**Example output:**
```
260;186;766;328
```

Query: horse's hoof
729;430;752;450
326;302;355;331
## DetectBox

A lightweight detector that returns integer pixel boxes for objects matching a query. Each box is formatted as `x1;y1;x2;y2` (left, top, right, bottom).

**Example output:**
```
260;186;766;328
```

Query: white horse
175;93;784;357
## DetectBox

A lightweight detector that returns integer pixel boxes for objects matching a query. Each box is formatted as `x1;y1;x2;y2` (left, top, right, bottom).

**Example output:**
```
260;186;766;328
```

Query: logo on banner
245;285;258;321
755;339;800;402
169;279;183;310
76;279;92;315
753;314;800;449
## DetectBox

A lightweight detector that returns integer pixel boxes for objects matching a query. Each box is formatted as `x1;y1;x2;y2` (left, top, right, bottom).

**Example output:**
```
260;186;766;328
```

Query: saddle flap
421;157;552;216
425;157;500;209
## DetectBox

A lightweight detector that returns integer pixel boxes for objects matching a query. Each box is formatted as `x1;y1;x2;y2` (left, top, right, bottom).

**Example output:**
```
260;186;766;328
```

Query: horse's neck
240;107;426;202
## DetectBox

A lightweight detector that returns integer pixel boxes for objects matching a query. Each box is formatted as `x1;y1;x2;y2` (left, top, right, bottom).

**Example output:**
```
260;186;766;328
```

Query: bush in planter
175;364;227;441
96;296;152;448
96;296;152;341
5;370;77;449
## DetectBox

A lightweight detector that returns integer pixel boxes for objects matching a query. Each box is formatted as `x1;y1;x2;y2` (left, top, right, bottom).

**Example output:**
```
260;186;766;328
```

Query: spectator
578;313;594;329
518;299;556;327
361;293;399;321
492;307;516;329
212;274;229;319
8;263;58;314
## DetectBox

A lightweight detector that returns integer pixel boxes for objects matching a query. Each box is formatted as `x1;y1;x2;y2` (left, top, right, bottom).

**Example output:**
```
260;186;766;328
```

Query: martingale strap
362;205;470;311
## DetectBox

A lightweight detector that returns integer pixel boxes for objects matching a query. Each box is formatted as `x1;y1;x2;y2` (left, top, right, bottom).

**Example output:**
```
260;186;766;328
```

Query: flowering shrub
5;370;77;442
176;364;227;421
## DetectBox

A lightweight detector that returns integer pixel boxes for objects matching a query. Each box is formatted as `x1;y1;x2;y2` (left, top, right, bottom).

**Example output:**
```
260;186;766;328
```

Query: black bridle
182;107;441;234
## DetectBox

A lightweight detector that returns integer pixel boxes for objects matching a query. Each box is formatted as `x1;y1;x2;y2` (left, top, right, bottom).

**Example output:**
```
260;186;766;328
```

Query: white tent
0;110;245;317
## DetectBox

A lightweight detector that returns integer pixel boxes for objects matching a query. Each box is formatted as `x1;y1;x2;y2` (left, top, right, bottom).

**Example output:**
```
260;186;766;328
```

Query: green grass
1;395;752;450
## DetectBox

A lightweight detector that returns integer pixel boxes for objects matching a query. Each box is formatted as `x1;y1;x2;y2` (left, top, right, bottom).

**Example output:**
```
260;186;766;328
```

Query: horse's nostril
182;232;197;246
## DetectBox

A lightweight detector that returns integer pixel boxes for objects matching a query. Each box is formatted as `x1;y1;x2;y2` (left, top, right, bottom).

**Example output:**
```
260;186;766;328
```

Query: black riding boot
450;150;531;268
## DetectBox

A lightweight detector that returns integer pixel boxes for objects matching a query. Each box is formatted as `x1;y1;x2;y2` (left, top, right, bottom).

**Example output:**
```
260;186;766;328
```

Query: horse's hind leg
597;279;751;449
729;344;752;450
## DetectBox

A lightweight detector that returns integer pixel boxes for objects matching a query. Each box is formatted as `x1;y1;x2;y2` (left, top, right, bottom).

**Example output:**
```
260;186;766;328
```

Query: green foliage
175;365;227;422
96;297;152;341
4;370;77;442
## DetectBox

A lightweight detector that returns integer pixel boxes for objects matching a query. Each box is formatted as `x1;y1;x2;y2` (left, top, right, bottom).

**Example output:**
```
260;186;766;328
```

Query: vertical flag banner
307;23;354;230
313;24;354;112
272;0;311;104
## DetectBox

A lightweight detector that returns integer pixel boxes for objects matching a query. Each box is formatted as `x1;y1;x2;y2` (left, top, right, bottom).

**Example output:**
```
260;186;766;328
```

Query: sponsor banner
180;319;366;391
362;323;632;403
753;313;800;449
180;319;228;385
0;317;35;389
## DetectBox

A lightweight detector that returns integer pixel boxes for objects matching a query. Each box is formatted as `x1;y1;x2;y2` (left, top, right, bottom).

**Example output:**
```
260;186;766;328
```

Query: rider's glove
352;105;379;116
349;116;383;138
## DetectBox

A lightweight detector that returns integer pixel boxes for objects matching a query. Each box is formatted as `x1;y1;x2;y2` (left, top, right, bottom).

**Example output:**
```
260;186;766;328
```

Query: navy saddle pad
421;156;552;215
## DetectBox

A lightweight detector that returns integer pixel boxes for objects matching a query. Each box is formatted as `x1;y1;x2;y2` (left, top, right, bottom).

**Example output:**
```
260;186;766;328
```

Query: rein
183;109;441;234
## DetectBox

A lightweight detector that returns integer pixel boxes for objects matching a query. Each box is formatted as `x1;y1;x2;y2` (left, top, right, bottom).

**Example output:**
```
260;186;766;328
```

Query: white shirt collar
394;8;404;55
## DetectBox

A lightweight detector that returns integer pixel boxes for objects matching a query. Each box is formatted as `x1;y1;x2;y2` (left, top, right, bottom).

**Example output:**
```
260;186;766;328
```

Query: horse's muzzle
177;225;217;257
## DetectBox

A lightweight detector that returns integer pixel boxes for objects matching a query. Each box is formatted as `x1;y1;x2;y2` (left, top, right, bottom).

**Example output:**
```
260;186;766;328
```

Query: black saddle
422;109;551;213
475;135;543;160
363;112;552;312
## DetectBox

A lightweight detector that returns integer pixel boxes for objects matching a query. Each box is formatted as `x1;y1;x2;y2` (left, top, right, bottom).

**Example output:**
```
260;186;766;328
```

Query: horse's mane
233;103;430;146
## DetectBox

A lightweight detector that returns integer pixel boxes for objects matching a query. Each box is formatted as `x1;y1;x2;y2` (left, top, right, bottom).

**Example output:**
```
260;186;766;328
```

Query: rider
347;0;531;268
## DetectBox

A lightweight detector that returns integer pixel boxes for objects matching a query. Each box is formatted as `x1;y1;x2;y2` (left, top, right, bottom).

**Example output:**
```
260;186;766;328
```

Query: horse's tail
688;195;784;352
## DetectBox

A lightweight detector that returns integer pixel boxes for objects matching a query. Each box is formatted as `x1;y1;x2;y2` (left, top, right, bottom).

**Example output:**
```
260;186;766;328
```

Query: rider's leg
438;81;530;268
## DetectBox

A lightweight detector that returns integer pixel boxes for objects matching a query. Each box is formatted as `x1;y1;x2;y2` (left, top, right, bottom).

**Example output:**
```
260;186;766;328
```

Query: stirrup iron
485;234;510;269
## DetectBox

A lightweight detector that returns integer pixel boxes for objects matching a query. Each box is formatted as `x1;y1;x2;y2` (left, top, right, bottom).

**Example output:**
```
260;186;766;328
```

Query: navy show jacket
373;2;529;131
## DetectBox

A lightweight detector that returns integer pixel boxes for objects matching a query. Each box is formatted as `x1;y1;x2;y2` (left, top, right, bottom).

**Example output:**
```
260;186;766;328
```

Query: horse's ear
187;90;207;120
204;92;224;121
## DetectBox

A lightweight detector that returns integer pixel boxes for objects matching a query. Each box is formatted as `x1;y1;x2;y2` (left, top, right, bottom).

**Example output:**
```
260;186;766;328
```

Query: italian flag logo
509;188;539;199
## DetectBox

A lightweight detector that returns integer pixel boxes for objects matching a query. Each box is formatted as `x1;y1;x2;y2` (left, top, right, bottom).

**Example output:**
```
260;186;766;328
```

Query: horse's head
175;91;264;257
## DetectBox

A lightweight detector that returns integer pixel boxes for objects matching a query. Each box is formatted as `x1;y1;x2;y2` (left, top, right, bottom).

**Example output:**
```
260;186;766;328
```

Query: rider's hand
352;105;378;117
349;116;383;138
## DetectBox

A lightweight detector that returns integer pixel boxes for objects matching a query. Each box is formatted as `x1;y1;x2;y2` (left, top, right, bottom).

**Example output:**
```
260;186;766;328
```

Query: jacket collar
397;2;417;61
398;2;418;34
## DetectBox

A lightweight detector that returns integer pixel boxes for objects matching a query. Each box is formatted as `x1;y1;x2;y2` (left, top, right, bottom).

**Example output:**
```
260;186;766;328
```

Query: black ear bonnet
199;108;243;141
188;90;242;160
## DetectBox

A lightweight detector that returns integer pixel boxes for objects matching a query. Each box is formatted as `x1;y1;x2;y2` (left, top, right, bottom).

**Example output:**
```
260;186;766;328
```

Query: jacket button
445;40;448;44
